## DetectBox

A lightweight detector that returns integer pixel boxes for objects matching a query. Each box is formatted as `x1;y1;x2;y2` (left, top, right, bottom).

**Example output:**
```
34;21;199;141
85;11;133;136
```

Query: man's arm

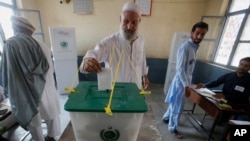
80;57;102;73
196;73;229;89
176;45;189;87
79;40;111;73
205;73;229;88
143;75;149;89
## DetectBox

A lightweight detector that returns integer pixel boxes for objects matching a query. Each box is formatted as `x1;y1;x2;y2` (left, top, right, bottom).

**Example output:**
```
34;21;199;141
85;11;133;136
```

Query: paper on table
97;68;112;90
193;87;228;103
194;88;216;99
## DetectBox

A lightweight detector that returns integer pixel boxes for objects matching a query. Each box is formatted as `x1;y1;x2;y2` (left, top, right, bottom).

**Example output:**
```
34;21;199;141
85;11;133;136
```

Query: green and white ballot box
64;81;148;141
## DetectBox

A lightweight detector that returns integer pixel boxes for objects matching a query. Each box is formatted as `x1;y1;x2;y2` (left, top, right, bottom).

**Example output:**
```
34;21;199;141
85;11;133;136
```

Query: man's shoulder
5;35;22;45
244;73;250;79
178;40;191;51
222;72;236;78
7;33;33;42
102;32;120;40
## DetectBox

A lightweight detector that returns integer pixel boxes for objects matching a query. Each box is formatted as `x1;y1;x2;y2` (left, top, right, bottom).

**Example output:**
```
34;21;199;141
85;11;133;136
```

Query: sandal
44;136;56;141
162;118;169;124
171;130;183;139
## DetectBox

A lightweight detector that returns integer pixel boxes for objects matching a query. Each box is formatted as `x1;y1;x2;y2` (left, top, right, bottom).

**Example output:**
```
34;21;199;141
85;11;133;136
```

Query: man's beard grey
120;28;137;41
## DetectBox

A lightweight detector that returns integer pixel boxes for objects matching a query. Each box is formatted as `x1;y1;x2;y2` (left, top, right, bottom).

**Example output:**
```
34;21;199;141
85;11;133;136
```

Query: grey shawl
1;33;49;128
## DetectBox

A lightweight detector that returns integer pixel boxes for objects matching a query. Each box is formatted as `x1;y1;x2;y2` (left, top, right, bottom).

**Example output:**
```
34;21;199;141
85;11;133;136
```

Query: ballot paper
193;88;228;103
97;68;112;90
195;88;215;97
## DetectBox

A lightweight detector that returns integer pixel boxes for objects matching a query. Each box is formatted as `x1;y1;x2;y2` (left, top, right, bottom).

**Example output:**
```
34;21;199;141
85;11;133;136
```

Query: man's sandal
171;130;183;139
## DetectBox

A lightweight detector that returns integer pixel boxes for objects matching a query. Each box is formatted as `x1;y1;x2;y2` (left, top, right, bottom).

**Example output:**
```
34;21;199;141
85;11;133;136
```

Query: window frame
0;0;45;44
213;0;250;69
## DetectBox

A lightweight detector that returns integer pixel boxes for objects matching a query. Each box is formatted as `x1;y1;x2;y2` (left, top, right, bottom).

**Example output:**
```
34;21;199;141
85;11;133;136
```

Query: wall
197;0;228;60
17;0;227;60
16;0;229;85
192;60;234;89
76;57;234;86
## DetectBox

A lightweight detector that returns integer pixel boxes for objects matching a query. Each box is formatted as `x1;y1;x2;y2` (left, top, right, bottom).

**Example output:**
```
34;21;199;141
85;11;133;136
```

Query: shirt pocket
134;46;144;66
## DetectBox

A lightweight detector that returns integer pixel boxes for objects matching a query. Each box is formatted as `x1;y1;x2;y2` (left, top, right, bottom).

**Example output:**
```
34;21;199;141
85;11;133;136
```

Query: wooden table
184;87;245;141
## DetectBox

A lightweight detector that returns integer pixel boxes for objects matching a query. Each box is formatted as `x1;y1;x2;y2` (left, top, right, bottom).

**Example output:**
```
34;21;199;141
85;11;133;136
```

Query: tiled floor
0;83;225;141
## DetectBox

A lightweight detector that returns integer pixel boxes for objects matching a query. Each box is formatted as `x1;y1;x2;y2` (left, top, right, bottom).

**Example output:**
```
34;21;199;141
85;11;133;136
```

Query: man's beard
120;27;137;41
192;39;201;45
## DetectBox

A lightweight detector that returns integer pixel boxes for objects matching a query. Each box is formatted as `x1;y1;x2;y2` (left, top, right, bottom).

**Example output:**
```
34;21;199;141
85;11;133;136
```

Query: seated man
196;57;250;121
197;57;250;106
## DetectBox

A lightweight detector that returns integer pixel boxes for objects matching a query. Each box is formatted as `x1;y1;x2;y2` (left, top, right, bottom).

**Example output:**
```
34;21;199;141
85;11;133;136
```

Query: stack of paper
195;88;215;97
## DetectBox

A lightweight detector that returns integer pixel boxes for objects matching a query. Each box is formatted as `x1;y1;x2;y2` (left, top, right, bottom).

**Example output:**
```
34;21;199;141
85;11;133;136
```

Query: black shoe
162;118;169;124
44;136;56;141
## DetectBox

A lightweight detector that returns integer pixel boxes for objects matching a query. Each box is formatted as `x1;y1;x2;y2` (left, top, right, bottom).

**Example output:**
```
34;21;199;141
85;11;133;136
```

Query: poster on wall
134;0;152;16
73;0;93;15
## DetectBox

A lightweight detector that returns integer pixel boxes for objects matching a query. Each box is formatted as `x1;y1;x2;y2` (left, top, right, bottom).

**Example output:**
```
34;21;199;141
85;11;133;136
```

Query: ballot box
64;81;148;141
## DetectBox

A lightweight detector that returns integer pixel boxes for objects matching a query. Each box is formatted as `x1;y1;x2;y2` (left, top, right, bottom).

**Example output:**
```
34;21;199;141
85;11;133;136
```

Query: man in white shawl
80;2;149;89
1;16;60;141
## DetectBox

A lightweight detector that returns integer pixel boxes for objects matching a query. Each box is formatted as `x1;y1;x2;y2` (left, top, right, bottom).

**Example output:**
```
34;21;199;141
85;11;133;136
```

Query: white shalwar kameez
80;32;148;89
27;39;61;141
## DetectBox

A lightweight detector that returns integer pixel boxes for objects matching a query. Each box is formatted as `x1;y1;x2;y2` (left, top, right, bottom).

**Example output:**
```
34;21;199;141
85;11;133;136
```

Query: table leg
183;103;196;113
220;123;229;141
192;103;196;114
207;115;219;141
184;104;216;140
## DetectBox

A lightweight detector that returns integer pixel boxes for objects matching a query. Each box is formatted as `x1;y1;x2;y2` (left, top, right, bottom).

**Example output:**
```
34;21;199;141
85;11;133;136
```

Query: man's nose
127;22;133;29
198;34;204;39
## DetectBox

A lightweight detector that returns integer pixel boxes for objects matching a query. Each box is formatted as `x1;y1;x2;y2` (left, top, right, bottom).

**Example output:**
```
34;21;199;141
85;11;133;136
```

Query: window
0;0;12;5
0;1;45;53
214;0;250;67
0;0;15;53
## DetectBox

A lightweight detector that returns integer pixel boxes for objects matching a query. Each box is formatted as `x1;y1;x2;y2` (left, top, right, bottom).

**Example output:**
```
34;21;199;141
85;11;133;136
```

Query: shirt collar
188;38;199;49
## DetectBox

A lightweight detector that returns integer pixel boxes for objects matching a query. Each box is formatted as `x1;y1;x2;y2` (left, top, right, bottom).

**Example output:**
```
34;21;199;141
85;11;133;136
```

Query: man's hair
240;57;250;62
191;22;209;32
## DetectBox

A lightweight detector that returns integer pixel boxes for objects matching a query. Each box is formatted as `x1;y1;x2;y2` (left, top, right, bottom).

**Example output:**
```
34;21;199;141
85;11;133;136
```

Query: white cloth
27;113;45;141
80;32;148;89
11;16;36;33
32;39;61;137
36;39;61;120
45;116;61;137
27;112;61;140
27;112;60;140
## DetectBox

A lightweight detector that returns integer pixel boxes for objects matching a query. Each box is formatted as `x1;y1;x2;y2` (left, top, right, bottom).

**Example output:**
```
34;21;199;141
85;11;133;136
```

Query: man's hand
185;86;190;97
143;75;149;89
83;58;102;73
213;93;225;99
196;83;205;89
